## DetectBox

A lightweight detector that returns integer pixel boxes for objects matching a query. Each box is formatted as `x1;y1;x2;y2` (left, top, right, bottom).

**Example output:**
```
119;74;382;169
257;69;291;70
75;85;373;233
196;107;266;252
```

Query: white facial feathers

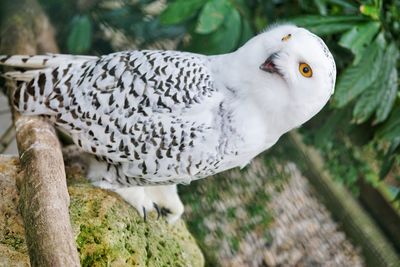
258;25;336;93
213;24;337;135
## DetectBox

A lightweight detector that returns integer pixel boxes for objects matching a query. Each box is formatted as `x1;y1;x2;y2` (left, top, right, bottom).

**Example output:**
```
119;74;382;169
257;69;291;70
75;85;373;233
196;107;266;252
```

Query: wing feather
50;50;223;183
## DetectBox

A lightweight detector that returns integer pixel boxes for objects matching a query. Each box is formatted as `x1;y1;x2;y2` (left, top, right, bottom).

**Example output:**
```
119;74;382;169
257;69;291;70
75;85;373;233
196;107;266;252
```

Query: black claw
160;207;172;217
142;206;147;222
153;202;161;219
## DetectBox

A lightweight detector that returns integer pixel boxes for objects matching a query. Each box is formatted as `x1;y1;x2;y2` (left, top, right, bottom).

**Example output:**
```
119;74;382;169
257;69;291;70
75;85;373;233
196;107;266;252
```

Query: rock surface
0;156;29;267
0;155;204;267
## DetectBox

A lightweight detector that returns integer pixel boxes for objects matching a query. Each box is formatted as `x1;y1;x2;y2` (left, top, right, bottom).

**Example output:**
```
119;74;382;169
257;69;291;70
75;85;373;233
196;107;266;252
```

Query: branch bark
0;0;80;266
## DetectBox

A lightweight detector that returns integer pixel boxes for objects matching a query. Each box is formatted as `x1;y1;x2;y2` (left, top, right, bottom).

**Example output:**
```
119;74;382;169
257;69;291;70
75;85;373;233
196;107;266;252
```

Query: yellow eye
299;63;312;78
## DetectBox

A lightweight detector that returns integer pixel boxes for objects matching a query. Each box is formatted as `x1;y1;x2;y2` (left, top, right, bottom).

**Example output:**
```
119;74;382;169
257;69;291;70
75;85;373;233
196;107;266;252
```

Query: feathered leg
144;185;184;223
114;185;184;223
86;157;184;223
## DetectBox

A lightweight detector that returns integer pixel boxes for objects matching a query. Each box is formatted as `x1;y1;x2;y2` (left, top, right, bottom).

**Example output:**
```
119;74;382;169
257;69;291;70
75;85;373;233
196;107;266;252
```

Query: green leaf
230;0;252;18
379;137;400;179
377;106;400;140
290;15;366;36
375;68;398;123
313;0;327;15
374;44;399;124
352;83;380;123
238;19;253;46
360;4;380;20
290;15;364;25
186;7;241;54
334;37;385;108
160;0;206;25
326;0;358;10
67;15;92;54
339;22;381;64
195;0;231;34
351;43;399;124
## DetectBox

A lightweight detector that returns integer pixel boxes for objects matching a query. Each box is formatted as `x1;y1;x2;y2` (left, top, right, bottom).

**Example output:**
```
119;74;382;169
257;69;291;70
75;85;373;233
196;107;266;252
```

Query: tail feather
0;53;98;116
0;54;97;69
2;70;43;82
12;69;59;115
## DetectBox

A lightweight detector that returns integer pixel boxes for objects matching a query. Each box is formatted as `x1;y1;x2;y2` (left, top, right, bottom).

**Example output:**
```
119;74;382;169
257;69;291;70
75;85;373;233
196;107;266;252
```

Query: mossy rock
0;156;30;267
69;184;203;267
0;155;204;267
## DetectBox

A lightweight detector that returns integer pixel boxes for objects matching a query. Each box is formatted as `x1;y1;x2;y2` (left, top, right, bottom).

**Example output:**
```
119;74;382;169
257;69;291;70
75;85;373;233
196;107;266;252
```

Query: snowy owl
1;24;336;223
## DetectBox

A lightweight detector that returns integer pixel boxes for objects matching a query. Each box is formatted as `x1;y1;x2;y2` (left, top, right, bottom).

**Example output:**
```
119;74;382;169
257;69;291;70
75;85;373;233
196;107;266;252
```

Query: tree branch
0;0;80;266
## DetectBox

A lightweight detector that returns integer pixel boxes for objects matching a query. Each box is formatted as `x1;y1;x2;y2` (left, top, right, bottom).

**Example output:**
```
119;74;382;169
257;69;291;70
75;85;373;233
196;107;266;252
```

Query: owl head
224;24;337;131
257;24;336;95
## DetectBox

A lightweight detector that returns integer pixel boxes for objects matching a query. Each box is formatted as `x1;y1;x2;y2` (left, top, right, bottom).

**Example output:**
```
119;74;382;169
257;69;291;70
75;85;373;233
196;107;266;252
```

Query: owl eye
299;63;312;78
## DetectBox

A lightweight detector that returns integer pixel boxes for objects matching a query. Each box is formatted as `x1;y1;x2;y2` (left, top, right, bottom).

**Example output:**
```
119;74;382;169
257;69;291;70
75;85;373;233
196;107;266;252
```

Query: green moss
0;156;203;266
68;184;204;267
1;234;25;251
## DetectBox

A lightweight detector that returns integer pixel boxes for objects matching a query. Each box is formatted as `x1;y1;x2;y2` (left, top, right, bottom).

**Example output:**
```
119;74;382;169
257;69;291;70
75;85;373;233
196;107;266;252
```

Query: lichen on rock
0;156;30;267
0;155;204;267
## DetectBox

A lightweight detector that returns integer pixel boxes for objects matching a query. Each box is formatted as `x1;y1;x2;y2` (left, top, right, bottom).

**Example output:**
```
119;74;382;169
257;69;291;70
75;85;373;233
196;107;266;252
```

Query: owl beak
260;53;280;74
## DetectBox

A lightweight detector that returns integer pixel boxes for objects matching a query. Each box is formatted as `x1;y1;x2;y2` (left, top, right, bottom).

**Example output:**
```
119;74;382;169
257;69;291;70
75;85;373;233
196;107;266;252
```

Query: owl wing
48;50;223;183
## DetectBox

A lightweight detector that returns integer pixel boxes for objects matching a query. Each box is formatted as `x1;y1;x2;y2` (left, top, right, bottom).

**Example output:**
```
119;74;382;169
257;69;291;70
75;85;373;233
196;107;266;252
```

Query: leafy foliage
40;0;186;54
160;0;206;25
299;1;400;204
290;15;366;36
334;37;384;109
161;0;245;54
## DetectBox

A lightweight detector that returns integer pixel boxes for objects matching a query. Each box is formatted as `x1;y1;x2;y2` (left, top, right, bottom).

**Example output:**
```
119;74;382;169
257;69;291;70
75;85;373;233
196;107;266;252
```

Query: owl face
258;25;336;102
230;24;336;129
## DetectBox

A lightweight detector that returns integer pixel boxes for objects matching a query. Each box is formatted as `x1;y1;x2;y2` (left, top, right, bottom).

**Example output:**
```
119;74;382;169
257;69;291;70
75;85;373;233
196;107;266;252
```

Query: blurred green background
39;0;400;210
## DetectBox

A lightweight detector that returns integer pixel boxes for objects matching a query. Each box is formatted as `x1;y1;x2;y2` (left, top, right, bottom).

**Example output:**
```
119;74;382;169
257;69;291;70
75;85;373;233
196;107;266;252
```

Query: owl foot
113;184;183;224
152;202;174;220
144;185;184;224
114;186;154;220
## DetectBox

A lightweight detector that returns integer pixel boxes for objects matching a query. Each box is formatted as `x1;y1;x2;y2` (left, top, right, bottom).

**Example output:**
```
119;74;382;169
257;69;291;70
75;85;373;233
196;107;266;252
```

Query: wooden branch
0;0;80;266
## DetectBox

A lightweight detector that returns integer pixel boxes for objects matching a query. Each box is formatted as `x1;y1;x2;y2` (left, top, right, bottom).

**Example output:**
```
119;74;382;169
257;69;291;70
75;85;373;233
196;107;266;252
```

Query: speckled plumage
5;50;241;186
1;25;336;222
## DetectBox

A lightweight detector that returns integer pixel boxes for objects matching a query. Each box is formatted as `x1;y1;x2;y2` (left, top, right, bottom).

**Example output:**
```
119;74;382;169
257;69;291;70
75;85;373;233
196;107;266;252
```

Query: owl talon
145;185;184;224
153;202;161;219
112;185;183;223
160;207;171;217
142;206;147;222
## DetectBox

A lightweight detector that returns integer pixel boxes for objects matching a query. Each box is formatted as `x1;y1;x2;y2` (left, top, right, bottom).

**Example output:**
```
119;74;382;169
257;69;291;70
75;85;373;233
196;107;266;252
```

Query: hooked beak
260;53;280;75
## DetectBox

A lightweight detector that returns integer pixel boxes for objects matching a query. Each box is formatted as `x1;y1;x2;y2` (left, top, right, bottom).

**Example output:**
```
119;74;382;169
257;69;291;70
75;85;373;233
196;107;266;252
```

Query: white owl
1;24;336;223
